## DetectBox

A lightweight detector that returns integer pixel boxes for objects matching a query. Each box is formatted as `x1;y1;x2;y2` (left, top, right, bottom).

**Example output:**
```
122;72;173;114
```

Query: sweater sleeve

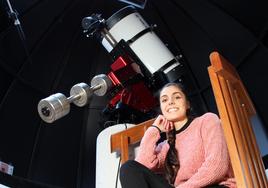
135;127;168;170
176;113;230;188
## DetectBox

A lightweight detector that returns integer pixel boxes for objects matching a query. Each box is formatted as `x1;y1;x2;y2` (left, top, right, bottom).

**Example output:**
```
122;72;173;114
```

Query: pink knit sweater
135;113;236;188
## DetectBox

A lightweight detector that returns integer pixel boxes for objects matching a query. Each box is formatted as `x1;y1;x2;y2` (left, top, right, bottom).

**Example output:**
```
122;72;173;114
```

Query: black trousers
120;160;226;188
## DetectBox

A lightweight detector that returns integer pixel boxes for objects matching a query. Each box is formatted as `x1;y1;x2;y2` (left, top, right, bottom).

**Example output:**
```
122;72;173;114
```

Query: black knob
41;107;50;117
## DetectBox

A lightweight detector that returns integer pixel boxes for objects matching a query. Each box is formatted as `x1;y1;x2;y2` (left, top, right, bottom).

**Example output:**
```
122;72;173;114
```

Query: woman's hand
152;115;174;132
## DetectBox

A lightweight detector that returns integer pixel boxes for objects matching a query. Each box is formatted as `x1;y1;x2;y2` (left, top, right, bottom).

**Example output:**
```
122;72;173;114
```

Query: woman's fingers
169;122;174;131
163;119;174;132
152;115;174;132
165;121;173;131
153;115;163;126
163;120;168;130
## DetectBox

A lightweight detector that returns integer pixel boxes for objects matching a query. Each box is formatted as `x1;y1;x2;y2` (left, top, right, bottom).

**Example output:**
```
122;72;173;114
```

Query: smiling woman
120;82;236;188
159;83;190;128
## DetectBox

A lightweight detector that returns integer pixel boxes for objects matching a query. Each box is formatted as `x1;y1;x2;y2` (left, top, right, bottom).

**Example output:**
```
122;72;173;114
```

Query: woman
120;83;236;188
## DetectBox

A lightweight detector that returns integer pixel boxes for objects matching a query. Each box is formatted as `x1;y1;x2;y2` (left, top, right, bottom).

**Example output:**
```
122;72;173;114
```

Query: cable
115;156;122;188
124;123;128;129
5;0;33;65
115;123;127;188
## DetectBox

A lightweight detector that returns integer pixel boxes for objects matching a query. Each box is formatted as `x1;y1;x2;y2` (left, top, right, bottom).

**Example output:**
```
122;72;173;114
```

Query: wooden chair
109;51;268;187
208;51;268;188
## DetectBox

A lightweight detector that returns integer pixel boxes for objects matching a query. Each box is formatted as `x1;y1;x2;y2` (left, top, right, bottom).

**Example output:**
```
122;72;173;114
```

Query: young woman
120;83;236;188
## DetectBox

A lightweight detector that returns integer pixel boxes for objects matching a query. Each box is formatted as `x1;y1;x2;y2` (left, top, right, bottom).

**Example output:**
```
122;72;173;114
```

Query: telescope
38;6;185;124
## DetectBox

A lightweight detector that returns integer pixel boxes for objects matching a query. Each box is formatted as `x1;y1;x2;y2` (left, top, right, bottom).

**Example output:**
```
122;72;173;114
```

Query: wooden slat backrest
110;118;155;163
208;51;268;188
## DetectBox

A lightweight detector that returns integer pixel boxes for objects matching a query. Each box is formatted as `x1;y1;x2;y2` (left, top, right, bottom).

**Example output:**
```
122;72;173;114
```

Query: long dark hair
160;82;191;185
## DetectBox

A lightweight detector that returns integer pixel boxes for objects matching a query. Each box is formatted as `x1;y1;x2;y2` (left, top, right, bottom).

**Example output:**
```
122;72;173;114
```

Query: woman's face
160;85;189;122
